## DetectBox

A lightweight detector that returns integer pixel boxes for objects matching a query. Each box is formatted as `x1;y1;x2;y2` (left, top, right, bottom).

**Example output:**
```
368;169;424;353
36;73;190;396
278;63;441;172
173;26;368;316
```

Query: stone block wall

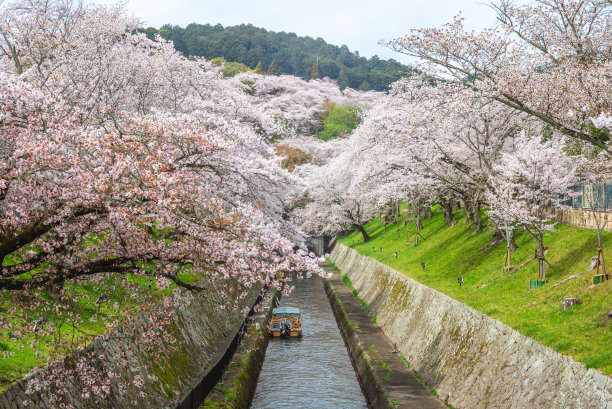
330;244;612;409
0;287;260;409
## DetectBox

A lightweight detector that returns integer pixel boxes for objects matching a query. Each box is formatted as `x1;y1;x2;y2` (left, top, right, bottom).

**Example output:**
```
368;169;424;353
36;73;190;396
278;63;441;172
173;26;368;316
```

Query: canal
250;276;368;409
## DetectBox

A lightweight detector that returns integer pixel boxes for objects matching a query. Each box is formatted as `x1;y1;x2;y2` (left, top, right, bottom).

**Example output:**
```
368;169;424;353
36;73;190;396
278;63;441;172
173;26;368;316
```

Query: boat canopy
272;306;301;316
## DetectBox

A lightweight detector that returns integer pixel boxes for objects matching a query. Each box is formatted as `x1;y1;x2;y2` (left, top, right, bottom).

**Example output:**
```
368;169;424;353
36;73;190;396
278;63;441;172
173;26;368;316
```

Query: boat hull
269;329;302;338
268;306;302;338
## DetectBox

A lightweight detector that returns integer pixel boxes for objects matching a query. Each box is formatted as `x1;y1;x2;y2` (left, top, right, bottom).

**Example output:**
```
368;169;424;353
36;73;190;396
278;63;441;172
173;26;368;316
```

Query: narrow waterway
250;276;368;409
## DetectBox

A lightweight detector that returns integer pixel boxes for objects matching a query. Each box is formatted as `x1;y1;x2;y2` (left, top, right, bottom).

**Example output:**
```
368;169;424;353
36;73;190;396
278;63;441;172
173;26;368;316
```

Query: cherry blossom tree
360;77;531;235
0;0;326;400
486;132;578;279
293;80;437;245
293;155;378;241
233;72;382;138
385;0;612;153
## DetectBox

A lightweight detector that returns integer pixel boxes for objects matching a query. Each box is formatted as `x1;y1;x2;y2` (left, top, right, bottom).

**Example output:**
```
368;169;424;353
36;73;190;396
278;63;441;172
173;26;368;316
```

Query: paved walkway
323;263;446;409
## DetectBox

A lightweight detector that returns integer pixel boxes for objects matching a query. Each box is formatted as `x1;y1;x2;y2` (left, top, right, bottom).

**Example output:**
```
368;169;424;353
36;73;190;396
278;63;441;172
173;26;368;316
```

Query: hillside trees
294;73;583;273
310;62;319;80
266;60;281;76
231;72;381;139
146;23;417;91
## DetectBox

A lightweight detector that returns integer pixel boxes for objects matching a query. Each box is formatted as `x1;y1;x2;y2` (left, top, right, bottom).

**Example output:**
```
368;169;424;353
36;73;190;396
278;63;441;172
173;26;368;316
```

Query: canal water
250;276;368;409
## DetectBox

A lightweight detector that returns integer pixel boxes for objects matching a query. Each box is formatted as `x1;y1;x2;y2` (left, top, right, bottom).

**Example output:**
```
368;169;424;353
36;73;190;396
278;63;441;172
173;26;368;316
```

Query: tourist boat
268;306;302;338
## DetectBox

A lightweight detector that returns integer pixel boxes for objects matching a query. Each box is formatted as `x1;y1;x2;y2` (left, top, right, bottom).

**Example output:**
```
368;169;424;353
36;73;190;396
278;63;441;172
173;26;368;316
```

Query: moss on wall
330;244;612;409
1;286;262;409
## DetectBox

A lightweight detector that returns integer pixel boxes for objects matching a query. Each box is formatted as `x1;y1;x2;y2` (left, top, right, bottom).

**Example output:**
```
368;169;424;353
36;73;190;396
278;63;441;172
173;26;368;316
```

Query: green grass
0;271;205;392
0;224;212;391
338;207;612;376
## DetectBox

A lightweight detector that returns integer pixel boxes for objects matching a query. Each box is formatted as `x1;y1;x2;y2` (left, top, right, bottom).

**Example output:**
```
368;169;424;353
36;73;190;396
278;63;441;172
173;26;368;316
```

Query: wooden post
406;222;410;243
538;234;546;280
595;247;607;275
503;245;512;273
593;247;609;284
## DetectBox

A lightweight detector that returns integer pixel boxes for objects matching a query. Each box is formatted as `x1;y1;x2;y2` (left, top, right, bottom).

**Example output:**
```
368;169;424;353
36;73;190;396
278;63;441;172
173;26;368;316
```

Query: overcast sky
89;0;498;64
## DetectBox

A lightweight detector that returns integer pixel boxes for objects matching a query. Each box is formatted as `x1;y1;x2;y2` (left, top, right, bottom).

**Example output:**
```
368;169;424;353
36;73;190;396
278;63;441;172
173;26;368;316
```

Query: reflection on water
250;276;367;409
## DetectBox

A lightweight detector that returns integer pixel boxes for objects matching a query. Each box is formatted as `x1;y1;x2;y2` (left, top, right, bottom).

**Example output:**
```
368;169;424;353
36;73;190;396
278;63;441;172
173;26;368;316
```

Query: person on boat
280;320;291;337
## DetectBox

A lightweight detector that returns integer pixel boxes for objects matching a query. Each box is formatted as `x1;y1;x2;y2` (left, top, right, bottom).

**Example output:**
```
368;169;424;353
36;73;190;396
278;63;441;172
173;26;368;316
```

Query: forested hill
142;23;416;91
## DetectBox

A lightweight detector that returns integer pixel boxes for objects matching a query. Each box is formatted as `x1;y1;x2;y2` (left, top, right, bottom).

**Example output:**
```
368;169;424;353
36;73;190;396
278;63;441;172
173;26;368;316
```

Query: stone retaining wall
330;244;612;409
322;278;390;409
0;286;260;409
555;208;612;232
200;289;280;409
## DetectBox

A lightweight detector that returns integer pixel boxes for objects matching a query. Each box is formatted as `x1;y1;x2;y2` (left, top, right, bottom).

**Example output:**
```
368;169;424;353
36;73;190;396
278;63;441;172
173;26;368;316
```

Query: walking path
322;263;447;409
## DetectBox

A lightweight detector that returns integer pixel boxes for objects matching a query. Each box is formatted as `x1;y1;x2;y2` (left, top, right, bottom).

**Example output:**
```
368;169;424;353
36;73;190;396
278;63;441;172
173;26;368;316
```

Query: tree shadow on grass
548;237;596;280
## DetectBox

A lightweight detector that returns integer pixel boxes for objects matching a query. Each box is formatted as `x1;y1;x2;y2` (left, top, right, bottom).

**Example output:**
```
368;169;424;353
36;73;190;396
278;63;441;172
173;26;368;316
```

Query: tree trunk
396;201;400;240
471;201;482;230
502;228;515;270
507;228;517;252
506;246;512;270
440;199;453;225
355;224;370;242
464;201;473;224
538;257;546;280
46;278;64;301
496;224;517;252
421;206;433;220
538;232;546;280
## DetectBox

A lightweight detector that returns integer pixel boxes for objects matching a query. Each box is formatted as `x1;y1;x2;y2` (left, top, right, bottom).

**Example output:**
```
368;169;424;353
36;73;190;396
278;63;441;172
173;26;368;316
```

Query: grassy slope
0;271;205;392
338;208;612;376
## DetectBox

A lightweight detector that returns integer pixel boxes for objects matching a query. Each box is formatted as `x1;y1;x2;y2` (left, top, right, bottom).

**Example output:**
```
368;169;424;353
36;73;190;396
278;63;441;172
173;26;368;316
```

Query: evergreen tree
337;68;349;90
310;63;319;80
142;23;417;91
254;61;265;74
267;60;281;76
358;80;371;91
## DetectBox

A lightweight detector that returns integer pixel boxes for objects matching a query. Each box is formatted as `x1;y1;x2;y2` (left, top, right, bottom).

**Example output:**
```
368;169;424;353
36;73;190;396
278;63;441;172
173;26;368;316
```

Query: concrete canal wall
330;244;612;409
199;290;279;409
323;272;446;409
0;286;262;409
323;277;390;409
